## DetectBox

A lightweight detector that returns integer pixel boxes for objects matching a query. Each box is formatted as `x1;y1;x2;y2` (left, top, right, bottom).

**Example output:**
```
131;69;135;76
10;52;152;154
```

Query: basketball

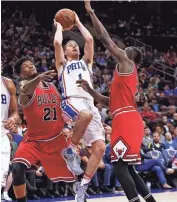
55;9;75;30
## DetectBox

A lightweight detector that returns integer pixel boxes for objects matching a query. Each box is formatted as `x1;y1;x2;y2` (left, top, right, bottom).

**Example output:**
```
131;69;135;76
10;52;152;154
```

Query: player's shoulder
2;76;16;94
2;76;13;83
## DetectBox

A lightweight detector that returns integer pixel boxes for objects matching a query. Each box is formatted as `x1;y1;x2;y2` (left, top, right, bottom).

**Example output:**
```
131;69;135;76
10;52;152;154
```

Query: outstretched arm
53;20;65;77
84;1;128;63
20;70;57;105
74;12;94;67
76;79;109;107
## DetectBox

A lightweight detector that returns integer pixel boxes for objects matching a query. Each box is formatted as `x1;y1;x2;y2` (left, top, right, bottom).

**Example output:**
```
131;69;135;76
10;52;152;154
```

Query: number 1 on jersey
78;73;82;80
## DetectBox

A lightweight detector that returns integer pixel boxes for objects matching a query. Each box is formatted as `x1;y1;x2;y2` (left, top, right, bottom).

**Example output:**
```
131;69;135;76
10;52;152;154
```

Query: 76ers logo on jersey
113;139;128;159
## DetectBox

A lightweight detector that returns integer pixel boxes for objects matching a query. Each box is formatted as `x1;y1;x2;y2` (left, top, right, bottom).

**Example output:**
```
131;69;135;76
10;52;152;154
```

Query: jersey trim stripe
11;158;31;168
20;92;36;108
61;100;79;119
115;64;135;76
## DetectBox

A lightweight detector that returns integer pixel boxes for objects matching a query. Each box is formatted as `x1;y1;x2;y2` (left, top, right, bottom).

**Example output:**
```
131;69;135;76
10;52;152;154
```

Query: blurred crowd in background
1;1;177;201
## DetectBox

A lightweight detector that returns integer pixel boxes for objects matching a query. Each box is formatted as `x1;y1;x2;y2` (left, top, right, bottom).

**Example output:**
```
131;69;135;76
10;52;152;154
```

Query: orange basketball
55;9;75;30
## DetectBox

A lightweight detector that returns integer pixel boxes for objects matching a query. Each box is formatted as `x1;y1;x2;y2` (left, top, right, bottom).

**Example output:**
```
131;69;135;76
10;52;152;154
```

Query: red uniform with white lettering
12;82;76;182
110;66;144;164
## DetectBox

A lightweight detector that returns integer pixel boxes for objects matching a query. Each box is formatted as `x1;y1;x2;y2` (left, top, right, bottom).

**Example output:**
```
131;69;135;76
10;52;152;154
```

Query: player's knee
12;163;26;186
93;140;105;156
79;110;93;122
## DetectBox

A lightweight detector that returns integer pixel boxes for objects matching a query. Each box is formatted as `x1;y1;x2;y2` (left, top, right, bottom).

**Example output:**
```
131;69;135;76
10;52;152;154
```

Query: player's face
65;41;80;58
20;60;38;79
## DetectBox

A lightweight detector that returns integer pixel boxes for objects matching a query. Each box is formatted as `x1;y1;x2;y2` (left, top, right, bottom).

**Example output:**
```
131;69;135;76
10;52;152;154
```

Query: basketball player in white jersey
1;76;19;189
53;13;105;200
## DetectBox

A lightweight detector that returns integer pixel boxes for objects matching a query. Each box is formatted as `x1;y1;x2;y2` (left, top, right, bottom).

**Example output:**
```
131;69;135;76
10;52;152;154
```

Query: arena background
1;0;177;202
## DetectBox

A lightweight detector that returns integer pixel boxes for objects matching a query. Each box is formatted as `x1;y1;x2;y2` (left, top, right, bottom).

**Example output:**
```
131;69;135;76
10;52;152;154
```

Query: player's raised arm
53;19;65;76
84;1;131;65
76;79;109;107
74;12;94;67
19;71;57;96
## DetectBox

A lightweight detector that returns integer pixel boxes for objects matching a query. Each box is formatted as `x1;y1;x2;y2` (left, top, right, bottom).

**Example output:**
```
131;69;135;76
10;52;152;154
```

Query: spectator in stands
172;113;177;127
163;84;174;96
154;124;165;143
104;110;112;126
162;116;170;132
168;106;177;119
96;103;107;122
10;126;23;145
141;102;157;121
104;143;122;191
143;126;153;147
149;132;166;151
136;149;174;188
164;132;177;150
150;98;160;112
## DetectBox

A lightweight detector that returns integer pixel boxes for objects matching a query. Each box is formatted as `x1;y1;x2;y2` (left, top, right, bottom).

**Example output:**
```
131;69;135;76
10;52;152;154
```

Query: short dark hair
131;46;143;64
63;40;77;51
14;56;33;75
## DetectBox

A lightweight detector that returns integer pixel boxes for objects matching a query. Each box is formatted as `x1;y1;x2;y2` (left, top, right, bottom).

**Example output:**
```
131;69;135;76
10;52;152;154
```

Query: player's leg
80;105;105;186
113;159;141;202
128;165;157;202
71;109;93;146
1;136;11;188
40;133;76;183
12;163;27;202
81;140;105;185
61;98;93;175
11;141;39;202
3;172;13;201
74;106;105;202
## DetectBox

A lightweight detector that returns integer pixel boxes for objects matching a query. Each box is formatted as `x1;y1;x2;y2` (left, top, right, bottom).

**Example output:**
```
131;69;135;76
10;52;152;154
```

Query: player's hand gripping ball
55;9;75;31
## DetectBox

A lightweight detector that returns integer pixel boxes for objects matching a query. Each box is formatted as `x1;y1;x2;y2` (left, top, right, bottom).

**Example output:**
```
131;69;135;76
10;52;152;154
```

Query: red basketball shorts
111;111;144;164
12;133;76;182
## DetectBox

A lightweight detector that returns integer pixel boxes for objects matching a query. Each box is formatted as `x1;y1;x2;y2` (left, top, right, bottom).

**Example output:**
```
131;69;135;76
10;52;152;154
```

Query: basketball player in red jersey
74;1;157;202
11;56;76;202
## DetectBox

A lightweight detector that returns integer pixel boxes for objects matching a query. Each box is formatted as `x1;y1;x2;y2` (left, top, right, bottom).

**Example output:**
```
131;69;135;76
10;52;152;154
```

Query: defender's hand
39;70;57;82
3;117;16;131
84;0;93;14
76;79;92;93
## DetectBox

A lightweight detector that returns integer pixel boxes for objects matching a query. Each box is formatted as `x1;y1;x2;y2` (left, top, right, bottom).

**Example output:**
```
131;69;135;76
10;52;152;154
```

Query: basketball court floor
28;188;177;202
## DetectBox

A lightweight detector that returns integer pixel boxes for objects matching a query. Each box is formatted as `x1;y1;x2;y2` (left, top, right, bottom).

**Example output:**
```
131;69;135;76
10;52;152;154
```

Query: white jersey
1;77;10;136
59;59;93;101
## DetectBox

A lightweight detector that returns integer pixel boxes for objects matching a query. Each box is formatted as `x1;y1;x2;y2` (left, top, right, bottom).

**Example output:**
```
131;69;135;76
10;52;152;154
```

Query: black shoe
36;188;46;197
87;187;96;195
102;186;113;193
68;184;75;196
95;187;102;194
28;187;38;193
27;193;40;200
115;186;123;191
49;190;61;197
46;191;55;198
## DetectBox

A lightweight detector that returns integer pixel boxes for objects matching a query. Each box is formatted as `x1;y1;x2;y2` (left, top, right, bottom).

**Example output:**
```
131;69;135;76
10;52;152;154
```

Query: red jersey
21;82;64;140
109;65;139;116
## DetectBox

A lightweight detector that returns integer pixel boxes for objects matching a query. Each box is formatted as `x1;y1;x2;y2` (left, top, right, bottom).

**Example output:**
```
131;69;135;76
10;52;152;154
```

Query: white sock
3;192;8;196
80;174;92;186
68;141;78;153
